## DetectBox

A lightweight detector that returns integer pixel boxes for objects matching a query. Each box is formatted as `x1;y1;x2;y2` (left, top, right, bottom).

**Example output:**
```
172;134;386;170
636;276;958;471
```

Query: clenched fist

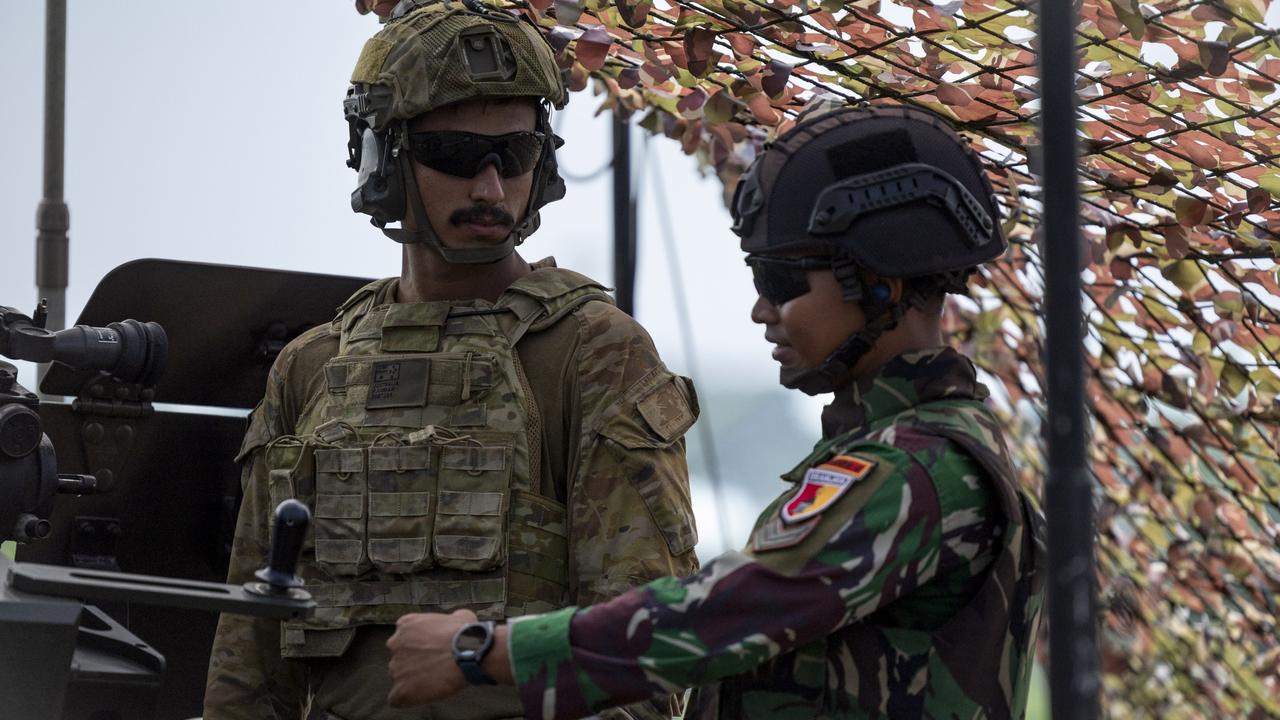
386;609;472;707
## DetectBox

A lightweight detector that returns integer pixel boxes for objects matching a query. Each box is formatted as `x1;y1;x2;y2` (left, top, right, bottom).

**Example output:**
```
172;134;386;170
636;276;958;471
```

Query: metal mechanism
0;502;314;720
0;306;167;388
1038;0;1100;716
0;303;167;550
2;260;370;719
69;516;122;571
8;549;314;620
0;290;317;719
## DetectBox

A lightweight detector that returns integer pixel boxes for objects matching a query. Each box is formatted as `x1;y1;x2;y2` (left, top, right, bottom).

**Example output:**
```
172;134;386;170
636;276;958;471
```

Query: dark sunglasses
407;130;545;179
745;254;833;306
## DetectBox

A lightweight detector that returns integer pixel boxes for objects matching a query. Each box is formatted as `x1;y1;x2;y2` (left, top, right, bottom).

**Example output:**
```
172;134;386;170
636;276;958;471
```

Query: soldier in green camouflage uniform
202;3;699;719
380;105;1046;719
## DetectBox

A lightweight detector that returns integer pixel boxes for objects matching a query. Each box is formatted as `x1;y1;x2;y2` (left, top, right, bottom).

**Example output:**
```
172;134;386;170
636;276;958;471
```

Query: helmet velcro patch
826;129;916;180
351;37;394;84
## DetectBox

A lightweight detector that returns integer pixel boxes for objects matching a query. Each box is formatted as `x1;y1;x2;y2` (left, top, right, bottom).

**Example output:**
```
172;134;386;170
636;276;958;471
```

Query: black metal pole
1038;0;1100;716
612;113;636;316
36;0;70;336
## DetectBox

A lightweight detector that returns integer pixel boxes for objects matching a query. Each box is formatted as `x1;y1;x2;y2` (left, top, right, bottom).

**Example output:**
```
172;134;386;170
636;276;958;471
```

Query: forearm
511;451;958;719
510;552;849;720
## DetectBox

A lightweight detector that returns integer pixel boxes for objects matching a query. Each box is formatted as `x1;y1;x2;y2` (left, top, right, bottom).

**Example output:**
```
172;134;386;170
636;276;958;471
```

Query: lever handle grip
254;499;310;591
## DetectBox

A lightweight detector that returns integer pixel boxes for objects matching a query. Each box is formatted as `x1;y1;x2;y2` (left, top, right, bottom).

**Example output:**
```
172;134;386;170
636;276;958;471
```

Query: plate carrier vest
262;268;612;658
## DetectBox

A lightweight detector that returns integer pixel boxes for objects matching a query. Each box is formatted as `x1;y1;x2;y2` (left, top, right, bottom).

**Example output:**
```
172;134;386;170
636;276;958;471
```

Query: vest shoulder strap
330;278;395;335
499;268;614;344
839;400;1024;522
867;401;1043;582
903;401;1013;472
507;266;609;302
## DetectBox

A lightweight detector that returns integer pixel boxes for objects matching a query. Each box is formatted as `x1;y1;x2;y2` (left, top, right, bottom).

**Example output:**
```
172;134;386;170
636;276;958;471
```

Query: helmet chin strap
779;259;917;396
379;140;524;265
779;309;901;395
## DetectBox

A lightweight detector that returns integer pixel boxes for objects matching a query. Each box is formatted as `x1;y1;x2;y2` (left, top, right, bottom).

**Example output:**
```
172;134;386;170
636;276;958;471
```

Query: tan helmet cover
349;0;567;132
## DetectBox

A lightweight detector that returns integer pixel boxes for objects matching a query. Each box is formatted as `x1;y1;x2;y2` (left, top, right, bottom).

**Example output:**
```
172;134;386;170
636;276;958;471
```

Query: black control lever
246;499;312;601
11;499;315;620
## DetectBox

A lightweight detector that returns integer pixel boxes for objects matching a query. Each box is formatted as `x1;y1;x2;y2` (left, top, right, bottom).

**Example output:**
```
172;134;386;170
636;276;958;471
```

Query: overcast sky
0;3;829;556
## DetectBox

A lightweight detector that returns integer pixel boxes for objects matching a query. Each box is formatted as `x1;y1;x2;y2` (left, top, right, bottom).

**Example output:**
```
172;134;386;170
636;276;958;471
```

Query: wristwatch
451;620;498;685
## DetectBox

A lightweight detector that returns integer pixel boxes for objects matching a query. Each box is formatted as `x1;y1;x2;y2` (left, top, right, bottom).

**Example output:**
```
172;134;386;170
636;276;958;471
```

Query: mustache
449;205;515;227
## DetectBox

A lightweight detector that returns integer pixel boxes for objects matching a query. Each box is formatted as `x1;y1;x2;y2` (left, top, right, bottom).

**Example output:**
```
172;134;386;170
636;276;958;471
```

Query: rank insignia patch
781;454;877;525
751;515;819;553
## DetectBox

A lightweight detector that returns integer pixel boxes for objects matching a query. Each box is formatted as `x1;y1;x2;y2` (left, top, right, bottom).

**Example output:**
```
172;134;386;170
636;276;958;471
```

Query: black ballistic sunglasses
407;130;545;179
745;254;833;306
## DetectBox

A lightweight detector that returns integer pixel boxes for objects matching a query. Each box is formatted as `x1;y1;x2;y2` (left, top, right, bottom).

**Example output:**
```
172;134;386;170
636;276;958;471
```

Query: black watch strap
452;620;497;686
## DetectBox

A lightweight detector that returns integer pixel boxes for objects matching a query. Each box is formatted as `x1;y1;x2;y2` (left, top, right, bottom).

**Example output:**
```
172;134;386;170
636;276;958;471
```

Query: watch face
452;621;497;685
455;623;490;652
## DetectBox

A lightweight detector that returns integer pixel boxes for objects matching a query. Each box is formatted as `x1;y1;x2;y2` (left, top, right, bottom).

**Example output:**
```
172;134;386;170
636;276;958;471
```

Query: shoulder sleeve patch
781;454;878;525
599;373;698;449
637;375;698;443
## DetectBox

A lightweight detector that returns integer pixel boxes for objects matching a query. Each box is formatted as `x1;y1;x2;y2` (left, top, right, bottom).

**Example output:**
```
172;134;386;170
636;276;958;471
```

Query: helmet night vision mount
344;0;569;264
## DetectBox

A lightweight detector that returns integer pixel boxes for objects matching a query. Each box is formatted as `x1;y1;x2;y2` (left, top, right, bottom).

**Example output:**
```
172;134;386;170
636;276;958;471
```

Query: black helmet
732;104;1006;394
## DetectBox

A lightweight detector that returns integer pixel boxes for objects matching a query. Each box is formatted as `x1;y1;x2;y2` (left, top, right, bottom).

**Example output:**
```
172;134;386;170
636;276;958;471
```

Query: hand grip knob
254;499;310;591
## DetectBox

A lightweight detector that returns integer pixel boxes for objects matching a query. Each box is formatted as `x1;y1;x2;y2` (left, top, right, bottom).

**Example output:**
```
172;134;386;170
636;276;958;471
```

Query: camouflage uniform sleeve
562;303;701;719
567;302;700;603
509;443;997;720
203;327;333;720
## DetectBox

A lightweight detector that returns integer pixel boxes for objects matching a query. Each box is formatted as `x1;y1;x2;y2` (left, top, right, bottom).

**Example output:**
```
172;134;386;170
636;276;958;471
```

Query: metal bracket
459;26;516;82
8;561;315;620
72;375;152;497
254;321;290;365
70;516;121;572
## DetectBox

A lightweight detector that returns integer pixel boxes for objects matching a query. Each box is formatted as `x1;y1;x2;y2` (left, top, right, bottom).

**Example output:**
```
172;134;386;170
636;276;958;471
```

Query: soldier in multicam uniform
381;104;1047;719
202;2;700;718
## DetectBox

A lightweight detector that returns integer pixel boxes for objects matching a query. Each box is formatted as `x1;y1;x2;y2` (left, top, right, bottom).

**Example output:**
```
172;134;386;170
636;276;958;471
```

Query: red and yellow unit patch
781;454;877;525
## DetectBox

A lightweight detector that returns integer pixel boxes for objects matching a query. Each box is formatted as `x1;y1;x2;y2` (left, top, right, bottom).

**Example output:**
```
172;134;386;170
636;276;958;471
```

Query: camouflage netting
477;0;1280;714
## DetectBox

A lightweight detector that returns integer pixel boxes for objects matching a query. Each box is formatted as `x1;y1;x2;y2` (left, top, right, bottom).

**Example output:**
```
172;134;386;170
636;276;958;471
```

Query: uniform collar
820;347;987;439
376;257;560;308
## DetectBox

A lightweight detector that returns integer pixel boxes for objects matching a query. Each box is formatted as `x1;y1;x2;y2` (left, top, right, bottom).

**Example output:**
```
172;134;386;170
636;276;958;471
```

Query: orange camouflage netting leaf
486;0;1280;714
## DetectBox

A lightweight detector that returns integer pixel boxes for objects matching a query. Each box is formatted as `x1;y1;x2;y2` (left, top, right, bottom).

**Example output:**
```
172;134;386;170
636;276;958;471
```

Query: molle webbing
307;576;506;614
278;269;610;657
